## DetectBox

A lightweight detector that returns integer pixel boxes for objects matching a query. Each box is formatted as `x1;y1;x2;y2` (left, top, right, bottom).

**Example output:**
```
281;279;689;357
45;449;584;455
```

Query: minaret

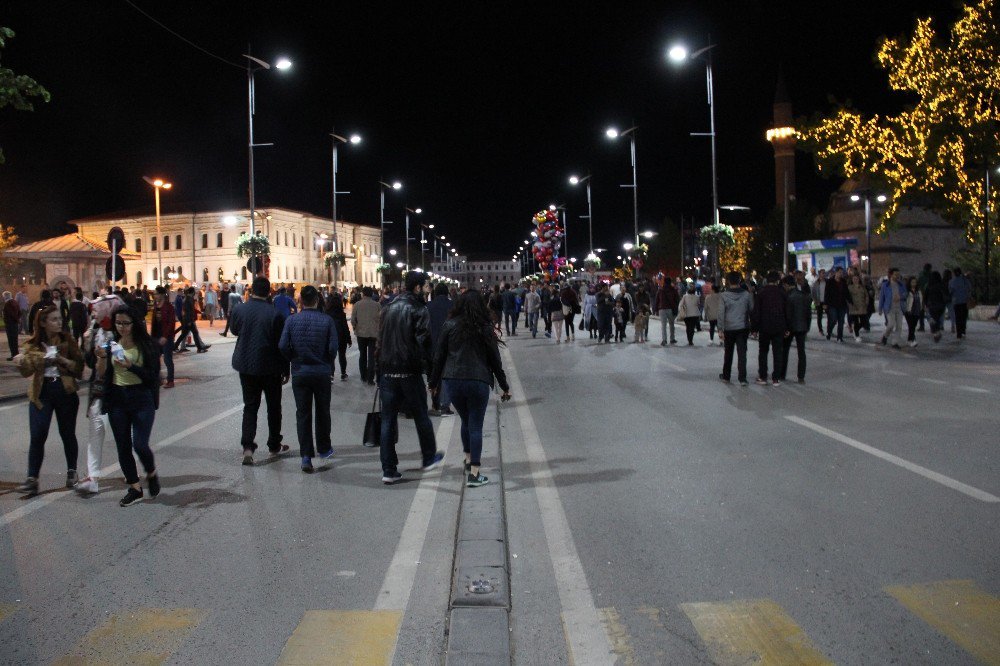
766;72;796;208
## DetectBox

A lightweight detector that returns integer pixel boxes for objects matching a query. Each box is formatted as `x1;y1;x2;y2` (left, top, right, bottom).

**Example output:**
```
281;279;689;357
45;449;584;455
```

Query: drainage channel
444;390;511;664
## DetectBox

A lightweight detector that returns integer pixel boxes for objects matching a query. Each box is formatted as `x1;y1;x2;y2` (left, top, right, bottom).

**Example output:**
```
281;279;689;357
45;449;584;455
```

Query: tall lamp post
379;179;402;284
607;127;640;247
143;176;172;285
669;43;720;226
405;207;421;270
242;53;291;237
330;130;361;288
850;192;886;274
569;174;594;255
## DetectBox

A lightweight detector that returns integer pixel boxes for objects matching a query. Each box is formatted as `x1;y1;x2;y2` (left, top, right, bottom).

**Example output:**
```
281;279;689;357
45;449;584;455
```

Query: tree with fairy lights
800;0;998;298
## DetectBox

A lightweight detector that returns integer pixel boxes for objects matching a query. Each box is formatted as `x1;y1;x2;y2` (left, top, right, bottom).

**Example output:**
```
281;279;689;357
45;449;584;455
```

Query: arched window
165;266;173;278
151;237;157;252
284;232;289;247
292;235;297;248
293;266;297;279
152;268;158;281
203;267;209;281
216;232;223;248
136;271;142;285
135;238;142;253
201;234;208;249
175;234;182;250
300;236;304;250
241;266;247;280
122;271;128;285
163;236;170;251
218;267;224;281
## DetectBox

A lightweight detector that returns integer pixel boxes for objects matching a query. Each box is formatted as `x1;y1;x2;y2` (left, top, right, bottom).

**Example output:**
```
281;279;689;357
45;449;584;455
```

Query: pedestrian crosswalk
2;579;996;664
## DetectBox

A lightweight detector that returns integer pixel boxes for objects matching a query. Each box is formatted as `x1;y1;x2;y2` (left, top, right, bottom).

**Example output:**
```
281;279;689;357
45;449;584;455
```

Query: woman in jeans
324;292;352;380
96;306;161;507
13;305;84;496
430;291;511;487
560;283;579;341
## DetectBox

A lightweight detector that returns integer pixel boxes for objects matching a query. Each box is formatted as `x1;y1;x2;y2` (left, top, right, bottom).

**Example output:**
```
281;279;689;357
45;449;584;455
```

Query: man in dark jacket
654;278;679;345
279;285;338;473
69;289;88;346
823;267;849;342
152;286;176;388
501;284;519;336
176;287;210;353
27;289;54;335
230;276;290;465
374;271;444;484
426;282;453;415
779;275;810;383
752;271;790;386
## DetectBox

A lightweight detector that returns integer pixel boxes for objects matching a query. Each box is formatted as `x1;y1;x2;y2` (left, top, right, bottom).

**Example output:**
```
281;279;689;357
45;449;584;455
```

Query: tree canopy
799;0;999;239
0;27;51;164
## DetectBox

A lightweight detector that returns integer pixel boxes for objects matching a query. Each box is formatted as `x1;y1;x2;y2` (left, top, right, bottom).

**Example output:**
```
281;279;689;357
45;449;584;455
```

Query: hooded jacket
717;287;753;332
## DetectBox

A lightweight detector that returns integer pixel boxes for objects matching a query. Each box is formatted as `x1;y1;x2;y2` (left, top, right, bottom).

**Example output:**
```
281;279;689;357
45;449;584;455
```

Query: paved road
0;317;997;664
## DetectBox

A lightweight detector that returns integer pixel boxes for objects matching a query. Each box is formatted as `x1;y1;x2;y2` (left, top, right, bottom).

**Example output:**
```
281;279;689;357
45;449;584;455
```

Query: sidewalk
0;319;236;404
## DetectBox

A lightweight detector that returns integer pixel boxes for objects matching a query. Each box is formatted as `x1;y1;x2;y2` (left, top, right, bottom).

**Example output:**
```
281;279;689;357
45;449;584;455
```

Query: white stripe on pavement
957;386;991;394
501;345;616;664
920;378;948;385
785;415;999;503
0;402;246;528
0;403;22;412
374;414;456;612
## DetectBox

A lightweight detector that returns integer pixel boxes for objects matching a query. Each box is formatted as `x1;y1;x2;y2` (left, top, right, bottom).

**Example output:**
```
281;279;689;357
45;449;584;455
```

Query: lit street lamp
607;126;640;246
143;176;172;285
405;207;421;270
668;42;720;226
379;180;402;282
330;129;361;287
242;53;292;237
568;174;594;255
850;192;887;274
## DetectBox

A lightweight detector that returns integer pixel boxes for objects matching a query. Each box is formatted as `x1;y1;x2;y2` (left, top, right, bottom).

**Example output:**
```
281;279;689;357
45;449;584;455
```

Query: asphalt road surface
0;318;997;664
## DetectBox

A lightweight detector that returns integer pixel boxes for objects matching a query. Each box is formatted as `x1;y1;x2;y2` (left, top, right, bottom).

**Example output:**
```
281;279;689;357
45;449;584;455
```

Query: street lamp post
242;53;291;237
143;176;172;285
330;130;361;288
379;180;402;284
851;192;886;274
606;127;640;247
405;207;421;270
569;174;594;254
669;43;720;226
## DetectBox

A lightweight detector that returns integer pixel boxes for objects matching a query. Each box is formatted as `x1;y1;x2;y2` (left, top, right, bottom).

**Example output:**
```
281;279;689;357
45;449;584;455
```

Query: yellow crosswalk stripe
886;579;1000;665
276;610;402;666
52;607;207;665
0;604;14;622
599;607;637;665
680;599;832;666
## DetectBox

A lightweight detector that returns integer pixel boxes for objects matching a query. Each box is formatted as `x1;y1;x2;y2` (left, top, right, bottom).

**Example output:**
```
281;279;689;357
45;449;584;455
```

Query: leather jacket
429;319;509;392
375;292;432;375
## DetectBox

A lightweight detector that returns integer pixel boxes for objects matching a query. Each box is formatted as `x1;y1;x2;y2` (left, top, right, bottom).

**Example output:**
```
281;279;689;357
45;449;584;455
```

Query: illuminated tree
0;223;20;276
800;0;999;239
719;227;752;276
0;27;51;164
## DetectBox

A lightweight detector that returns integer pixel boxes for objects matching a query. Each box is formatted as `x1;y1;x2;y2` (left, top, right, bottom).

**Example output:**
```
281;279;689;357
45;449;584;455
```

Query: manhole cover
468;579;493;594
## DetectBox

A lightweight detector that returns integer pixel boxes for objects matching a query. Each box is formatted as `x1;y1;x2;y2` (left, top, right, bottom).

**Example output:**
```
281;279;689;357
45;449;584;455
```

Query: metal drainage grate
468;579;494;594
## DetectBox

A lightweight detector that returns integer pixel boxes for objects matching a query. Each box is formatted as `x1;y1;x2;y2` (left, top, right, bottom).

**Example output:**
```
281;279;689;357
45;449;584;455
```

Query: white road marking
920;378;948;385
655;357;687;372
0;402;246;528
0;403;22;412
500;345;616;663
374;414;455;612
884;369;908;376
785;415;999;503
957;386;991;394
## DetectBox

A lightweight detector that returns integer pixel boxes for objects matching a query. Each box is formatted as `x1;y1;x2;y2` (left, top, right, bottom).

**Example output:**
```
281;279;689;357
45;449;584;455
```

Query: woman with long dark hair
324;291;352;380
12;305;84;496
95;306;162;506
429;291;511;487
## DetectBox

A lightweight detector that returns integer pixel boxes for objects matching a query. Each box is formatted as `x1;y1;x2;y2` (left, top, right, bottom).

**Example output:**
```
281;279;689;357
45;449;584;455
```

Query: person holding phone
429;290;511;488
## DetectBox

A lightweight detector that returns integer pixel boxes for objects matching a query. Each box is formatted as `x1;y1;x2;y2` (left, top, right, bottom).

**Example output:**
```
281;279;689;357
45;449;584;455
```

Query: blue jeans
826;306;845;340
380;375;438;475
291;374;332;457
27;380;80;478
107;385;156;485
526;311;539;336
159;338;173;382
444;379;490;466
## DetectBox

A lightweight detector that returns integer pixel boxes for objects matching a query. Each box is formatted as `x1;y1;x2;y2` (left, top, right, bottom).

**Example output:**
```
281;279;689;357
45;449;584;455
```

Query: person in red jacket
152;286;175;388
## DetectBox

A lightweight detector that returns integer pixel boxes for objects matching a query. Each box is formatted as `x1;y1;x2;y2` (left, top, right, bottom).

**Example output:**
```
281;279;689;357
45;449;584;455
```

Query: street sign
105;255;126;281
106;227;125;253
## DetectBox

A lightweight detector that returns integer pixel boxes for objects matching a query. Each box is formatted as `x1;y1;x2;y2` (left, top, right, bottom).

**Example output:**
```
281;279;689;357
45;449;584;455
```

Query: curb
445;394;511;665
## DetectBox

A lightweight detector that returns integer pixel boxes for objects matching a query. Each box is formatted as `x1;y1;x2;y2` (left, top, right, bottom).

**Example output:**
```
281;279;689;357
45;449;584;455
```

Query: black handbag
363;387;398;447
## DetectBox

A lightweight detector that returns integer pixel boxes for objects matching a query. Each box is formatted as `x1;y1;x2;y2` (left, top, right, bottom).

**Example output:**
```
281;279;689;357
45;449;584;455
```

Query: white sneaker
854;336;861;343
908;340;918;347
75;479;99;495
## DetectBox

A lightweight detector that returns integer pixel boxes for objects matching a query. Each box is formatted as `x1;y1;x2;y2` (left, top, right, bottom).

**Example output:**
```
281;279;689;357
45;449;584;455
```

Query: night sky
0;0;961;260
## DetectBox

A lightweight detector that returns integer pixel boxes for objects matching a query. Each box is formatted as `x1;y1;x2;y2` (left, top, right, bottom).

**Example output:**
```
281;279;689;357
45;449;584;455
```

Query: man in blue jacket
230;276;289;466
279;285;338;473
